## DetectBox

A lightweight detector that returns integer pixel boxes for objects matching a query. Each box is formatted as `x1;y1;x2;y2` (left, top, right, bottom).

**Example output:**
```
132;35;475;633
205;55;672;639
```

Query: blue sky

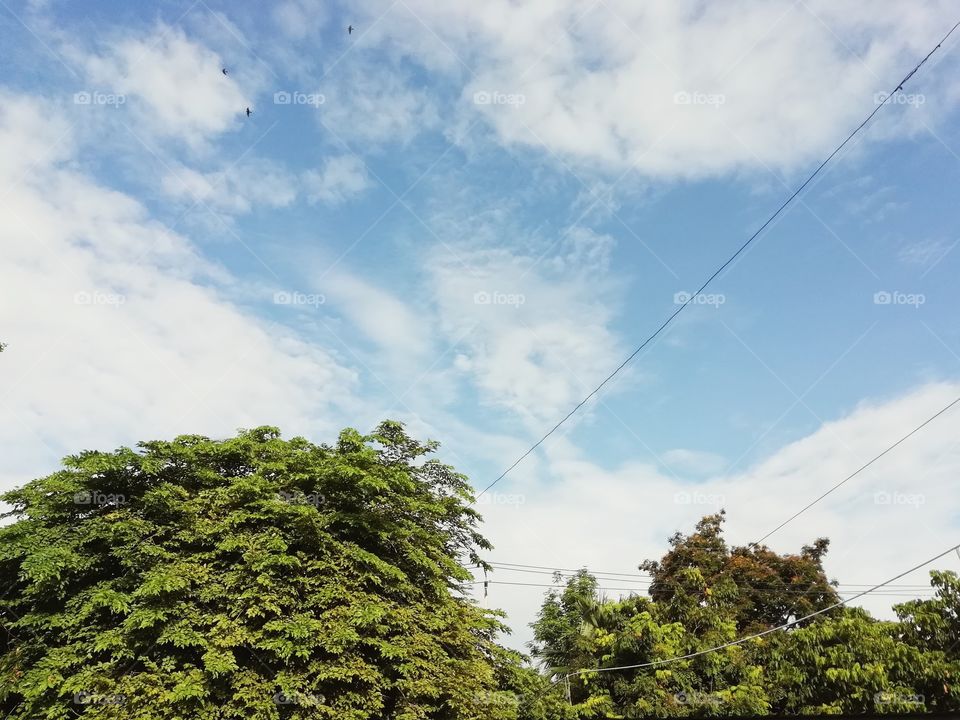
3;0;960;647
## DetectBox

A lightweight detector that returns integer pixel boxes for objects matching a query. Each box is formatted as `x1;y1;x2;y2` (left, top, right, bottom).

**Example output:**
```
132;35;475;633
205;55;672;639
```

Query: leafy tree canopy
0;423;562;720
531;512;960;717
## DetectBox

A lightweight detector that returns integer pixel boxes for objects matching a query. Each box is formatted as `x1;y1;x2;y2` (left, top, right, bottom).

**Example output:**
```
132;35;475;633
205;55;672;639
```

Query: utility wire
483;561;653;578
751;392;960;547
475;18;960;502
464;579;933;598
479;563;933;589
561;540;960;679
465;561;935;588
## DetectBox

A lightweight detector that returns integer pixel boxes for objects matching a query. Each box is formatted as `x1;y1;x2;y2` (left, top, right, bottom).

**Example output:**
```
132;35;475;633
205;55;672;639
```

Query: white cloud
75;25;249;149
161;158;299;214
470;382;960;650
314;269;432;363
303;155;370;204
353;0;960;178
273;0;332;40
0;92;358;490
898;238;954;268
661;448;727;476
317;58;440;146
429;227;625;427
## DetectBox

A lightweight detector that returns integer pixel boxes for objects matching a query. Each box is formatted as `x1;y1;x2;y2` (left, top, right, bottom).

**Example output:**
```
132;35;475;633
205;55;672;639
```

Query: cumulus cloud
471;382;960;650
898;237;955;269
303;155;370;204
661;448;727;476
0;92;358;490
272;0;332;40
353;0;960;178
317;57;440;146
161;158;299;214
429;226;625;427
312;269;432;362
74;25;248;148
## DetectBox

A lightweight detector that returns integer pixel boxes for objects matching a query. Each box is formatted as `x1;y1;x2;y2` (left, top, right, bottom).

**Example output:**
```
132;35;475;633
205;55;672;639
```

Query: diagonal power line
751;392;960;547
475;18;960;501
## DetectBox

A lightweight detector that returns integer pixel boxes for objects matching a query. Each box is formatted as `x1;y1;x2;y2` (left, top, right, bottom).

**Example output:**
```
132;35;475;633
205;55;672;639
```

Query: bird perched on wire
347;24;354;34
245;107;252;117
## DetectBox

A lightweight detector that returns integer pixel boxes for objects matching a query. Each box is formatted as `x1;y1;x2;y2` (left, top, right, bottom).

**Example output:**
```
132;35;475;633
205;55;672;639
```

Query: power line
468;574;934;596
464;578;934;598
466;579;651;593
486;565;653;583
475;18;960;502
561;540;960;678
484;561;653;578
480;562;933;590
751;393;960;547
465;560;935;589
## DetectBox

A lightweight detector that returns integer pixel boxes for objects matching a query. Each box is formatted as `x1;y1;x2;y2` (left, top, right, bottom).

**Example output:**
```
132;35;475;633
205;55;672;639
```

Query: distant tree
0;422;548;719
639;511;840;632
529;570;600;681
895;570;960;659
762;605;960;714
531;514;960;717
530;558;770;716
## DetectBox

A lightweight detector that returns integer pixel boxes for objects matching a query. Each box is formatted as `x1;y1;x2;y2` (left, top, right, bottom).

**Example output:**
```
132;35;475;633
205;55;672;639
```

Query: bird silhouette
222;68;228;75
245;107;252;117
348;25;354;34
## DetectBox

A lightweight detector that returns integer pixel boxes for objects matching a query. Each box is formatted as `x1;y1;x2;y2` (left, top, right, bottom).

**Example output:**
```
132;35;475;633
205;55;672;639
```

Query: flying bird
348;24;354;34
222;67;228;75
245;107;252;117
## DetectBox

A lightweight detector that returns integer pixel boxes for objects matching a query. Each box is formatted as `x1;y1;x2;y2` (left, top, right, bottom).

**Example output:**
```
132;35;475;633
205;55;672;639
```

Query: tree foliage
531;512;960;717
0;423;560;719
639;512;839;633
4;425;958;718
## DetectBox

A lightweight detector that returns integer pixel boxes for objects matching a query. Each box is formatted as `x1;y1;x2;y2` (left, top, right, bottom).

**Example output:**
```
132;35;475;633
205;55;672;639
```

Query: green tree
531;564;769;717
528;570;600;681
895;571;960;660
640;512;839;633
0;422;532;720
762;605;960;714
531;514;960;717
